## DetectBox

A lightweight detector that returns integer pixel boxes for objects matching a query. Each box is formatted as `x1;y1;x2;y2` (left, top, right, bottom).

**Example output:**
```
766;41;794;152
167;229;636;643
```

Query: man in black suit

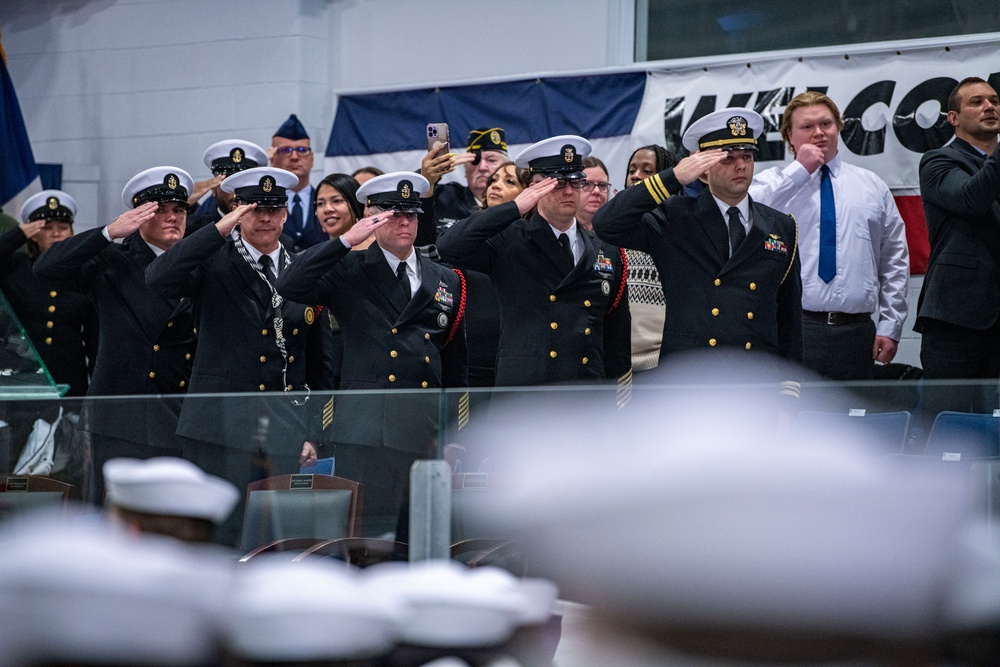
593;108;803;366
34;166;198;494
270;114;325;251
146;166;326;486
277;171;468;536
436;135;631;388
916;77;1000;412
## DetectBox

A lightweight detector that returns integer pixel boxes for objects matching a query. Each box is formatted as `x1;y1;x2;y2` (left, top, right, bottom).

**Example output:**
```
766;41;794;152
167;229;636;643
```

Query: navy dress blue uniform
33;224;196;480
277;170;468;536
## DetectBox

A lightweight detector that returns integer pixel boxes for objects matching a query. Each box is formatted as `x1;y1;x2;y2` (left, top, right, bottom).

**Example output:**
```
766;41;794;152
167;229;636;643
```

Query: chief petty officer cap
467;126;508;160
273;113;310;140
20;189;77;224
220;166;298;207
514;134;592;179
122;166;194;209
682;106;764;154
356;171;429;214
103;457;239;524
202;139;268;177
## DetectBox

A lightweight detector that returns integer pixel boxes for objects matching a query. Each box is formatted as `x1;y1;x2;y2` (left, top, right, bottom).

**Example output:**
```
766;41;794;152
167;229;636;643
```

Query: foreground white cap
19;189;77;224
0;519;233;666
104;457;239;524
226;558;406;662
122;166;194;209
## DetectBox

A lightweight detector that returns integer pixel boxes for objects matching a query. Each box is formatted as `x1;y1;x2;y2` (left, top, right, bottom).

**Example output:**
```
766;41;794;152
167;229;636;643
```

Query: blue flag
0;34;40;215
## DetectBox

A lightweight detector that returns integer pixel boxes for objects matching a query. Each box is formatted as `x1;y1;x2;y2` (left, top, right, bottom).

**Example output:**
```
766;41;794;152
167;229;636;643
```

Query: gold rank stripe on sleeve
642;173;670;205
322;395;334;430
458;391;470;430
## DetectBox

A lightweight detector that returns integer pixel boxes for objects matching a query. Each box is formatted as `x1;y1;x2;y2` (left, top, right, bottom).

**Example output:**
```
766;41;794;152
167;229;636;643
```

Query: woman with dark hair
480;160;529;209
622;145;679;373
315;173;364;242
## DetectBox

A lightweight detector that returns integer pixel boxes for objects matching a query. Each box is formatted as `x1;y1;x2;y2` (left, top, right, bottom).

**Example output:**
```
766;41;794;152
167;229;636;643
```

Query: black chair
239;474;362;555
925;412;1000;460
792;410;911;457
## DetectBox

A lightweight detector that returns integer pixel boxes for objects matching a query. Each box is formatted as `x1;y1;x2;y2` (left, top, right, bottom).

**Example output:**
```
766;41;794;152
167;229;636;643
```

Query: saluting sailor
593;108;803;364
186;139;269;234
277;171;468;537
436;135;631;388
146;166;328;531
34;167;198;492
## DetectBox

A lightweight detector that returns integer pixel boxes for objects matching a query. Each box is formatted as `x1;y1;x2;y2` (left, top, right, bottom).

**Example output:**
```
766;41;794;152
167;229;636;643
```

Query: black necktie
290;193;303;236
397;261;411;302
558;233;574;272
259;255;277;284
727;207;746;259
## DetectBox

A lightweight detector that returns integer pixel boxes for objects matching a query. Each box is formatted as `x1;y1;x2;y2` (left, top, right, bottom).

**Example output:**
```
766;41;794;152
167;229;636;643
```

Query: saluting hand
215;203;257;237
18;220;46;241
106;202;159;240
514;176;559;216
187;174;224;206
341;210;392;247
672;149;727;185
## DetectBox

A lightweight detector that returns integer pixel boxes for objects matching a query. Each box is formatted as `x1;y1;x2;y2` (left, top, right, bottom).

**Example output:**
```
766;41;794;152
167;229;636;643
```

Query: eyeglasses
582;181;610;193
551;178;587;190
274;146;313;156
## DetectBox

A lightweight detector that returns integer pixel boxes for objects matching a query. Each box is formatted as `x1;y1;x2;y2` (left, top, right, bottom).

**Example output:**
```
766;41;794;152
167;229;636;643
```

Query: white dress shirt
548;221;582;264
750;153;909;340
242;241;282;280
381;248;420;298
711;195;751;255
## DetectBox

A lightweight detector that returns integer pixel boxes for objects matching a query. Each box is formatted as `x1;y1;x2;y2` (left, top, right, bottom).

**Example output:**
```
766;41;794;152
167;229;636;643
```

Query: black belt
802;310;871;326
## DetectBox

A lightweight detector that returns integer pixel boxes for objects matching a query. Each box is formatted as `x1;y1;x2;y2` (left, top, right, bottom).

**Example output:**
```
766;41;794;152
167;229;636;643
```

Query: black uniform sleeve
777;221;804;364
0;227;28;279
920;142;1000;218
145;222;224;298
416;195;438;247
441;271;470;390
602;279;632;380
592;169;684;252
32;227;112;290
435;201;522;274
274;237;351;304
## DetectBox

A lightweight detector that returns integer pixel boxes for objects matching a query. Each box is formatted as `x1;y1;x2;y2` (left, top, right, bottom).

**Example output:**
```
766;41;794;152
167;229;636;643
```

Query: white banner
633;35;1000;190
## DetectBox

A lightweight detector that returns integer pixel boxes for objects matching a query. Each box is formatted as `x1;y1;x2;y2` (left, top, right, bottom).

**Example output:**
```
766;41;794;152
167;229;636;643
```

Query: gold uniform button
185;353;191;360
192;327;197;334
709;339;717;347
711;308;719;316
292;328;299;335
259;384;265;391
584;327;592;335
389;374;396;382
179;380;186;388
714;278;721;287
391;328;398;334
424;333;431;340
47;305;55;313
148;371;156;379
167;321;173;327
390;350;398;358
549;351;557;359
44;337;52;345
750;282;757;291
424;356;430;363
46;321;53;329
584;300;591;307
421;381;429;388
259;356;266;363
747;312;754;320
582;357;589;365
550;322;558;330
153;344;160;352
262;329;268;336
288;356;294;363
746;342;752;350
549;294;556;302
49;290;57;298
286;385;292;391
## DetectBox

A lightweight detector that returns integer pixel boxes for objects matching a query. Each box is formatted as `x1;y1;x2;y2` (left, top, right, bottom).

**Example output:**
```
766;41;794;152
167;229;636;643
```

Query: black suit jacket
276;239;468;455
916;138;1000;331
436;201;631;387
593;171;802;363
145;224;327;449
33;227;196;444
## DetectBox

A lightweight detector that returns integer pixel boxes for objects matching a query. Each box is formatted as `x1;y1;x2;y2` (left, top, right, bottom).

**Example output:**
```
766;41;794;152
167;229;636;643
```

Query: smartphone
426;122;450;153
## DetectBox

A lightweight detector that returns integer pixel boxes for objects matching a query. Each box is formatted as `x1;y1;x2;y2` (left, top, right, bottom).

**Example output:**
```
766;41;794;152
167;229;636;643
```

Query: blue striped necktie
818;165;836;283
